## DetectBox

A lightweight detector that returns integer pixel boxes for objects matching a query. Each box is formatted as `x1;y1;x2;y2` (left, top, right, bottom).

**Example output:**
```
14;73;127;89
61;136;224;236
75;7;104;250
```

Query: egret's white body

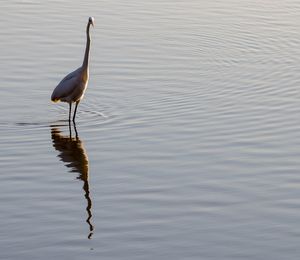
51;17;94;122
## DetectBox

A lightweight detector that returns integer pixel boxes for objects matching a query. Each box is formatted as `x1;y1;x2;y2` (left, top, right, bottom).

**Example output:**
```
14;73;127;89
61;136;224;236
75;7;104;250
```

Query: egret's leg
73;121;79;140
73;101;80;122
68;120;72;139
68;103;72;122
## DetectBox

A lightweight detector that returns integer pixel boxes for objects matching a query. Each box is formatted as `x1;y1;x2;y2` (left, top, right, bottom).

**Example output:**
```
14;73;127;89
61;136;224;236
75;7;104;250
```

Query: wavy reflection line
50;122;94;239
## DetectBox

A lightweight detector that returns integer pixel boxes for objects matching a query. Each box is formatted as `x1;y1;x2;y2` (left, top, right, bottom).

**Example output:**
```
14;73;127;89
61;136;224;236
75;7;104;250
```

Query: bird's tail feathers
51;97;60;103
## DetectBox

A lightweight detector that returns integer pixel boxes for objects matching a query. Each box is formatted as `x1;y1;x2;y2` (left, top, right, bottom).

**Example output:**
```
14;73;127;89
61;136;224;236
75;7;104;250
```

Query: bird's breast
82;69;89;83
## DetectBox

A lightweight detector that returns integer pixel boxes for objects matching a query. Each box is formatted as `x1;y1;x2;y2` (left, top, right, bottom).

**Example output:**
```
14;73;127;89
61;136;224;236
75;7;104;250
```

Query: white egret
51;17;94;122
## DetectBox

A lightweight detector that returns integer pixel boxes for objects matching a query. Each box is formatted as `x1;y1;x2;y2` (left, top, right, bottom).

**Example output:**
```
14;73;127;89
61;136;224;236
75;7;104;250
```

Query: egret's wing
60;67;81;84
51;67;81;101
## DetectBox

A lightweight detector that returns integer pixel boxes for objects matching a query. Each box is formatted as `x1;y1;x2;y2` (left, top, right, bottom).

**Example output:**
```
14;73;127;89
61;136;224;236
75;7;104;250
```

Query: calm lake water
1;0;300;259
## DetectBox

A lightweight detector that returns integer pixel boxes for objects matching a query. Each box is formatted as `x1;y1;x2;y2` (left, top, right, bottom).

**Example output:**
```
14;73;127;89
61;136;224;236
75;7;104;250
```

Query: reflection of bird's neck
83;179;94;238
82;23;91;78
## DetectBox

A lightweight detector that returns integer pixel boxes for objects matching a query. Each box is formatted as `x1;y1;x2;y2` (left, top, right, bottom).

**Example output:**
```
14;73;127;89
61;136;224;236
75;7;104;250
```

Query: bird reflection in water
51;122;94;239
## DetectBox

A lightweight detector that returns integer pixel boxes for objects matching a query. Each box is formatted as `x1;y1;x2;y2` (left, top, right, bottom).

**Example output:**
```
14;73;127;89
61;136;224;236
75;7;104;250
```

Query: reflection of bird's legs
73;101;80;122
68;102;72;122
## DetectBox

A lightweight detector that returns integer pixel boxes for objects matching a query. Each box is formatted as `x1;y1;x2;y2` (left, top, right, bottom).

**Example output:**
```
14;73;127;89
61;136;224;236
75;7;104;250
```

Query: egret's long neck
82;23;91;72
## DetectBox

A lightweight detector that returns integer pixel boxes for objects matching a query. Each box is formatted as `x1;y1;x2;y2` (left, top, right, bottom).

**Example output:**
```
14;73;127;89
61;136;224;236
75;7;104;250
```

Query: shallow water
1;1;300;259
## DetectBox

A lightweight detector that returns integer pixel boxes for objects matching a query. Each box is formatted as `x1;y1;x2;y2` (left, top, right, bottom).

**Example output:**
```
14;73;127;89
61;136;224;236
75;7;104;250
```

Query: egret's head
89;17;95;27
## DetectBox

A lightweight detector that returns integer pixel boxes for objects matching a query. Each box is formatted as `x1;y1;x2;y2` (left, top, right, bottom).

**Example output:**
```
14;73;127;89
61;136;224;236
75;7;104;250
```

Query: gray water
1;1;300;259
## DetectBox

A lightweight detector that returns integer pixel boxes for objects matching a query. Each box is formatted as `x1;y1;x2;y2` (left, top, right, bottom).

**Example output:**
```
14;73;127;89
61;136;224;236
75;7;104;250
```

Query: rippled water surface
1;1;300;259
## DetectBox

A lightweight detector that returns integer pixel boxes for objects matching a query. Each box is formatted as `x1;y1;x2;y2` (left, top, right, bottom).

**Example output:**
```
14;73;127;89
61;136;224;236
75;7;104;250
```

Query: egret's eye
89;17;94;24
